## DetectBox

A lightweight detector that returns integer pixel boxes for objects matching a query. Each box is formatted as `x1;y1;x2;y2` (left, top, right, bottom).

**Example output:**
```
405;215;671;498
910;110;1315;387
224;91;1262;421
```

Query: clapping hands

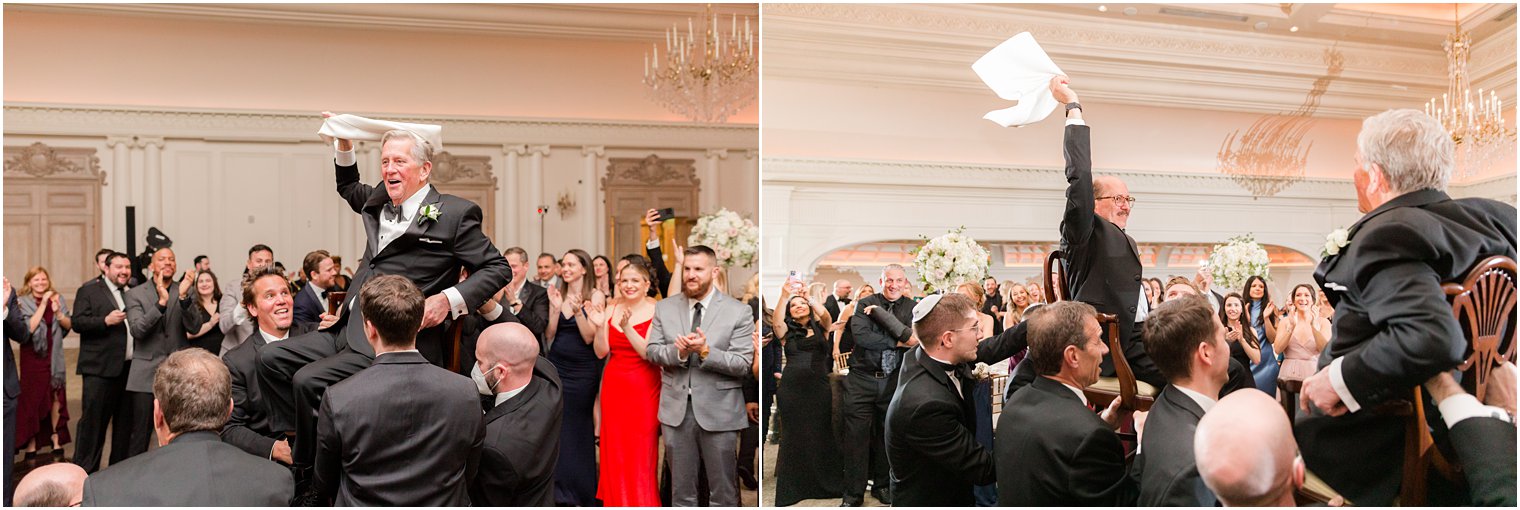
675;327;709;358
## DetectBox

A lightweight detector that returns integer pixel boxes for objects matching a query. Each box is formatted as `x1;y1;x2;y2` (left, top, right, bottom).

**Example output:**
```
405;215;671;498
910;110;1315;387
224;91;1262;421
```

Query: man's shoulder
76;278;105;295
222;339;257;369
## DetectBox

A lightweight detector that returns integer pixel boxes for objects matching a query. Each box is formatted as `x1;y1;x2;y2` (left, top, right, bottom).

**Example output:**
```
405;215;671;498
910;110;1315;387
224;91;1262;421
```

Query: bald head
15;462;87;507
1195;390;1301;506
477;322;539;382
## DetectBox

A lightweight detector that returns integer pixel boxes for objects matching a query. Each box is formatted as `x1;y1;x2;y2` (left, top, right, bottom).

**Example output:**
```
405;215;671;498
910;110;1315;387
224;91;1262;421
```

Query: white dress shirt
336;149;469;319
258;327;290;345
493;382;529;408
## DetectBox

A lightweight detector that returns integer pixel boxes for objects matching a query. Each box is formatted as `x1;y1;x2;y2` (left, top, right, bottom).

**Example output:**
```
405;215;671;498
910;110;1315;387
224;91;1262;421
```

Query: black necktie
691;302;703;333
382;202;406;223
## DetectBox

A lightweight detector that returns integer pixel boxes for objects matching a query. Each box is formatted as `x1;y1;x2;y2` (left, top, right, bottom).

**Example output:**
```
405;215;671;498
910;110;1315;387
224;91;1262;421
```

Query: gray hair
153;349;232;434
881;263;907;279
380;129;435;164
1356;109;1453;193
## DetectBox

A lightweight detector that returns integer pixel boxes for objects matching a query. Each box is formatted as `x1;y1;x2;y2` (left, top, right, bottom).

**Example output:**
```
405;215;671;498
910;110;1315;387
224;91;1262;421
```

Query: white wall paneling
761;156;1510;305
5;104;757;279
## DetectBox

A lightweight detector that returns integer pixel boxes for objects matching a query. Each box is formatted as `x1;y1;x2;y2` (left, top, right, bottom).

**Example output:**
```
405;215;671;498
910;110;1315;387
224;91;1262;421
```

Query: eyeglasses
1096;195;1137;206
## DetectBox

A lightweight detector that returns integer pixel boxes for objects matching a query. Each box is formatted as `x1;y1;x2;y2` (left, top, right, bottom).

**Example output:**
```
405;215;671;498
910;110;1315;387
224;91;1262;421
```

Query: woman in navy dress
546;249;607;506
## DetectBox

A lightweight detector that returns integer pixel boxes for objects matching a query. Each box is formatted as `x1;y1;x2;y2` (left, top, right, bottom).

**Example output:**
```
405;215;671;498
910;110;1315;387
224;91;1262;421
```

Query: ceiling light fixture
1425;4;1515;177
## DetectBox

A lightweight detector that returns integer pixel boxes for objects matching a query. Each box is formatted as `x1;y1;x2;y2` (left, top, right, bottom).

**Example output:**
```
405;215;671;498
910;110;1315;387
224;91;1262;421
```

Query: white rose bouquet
1207;234;1271;292
688;208;759;268
911;227;990;293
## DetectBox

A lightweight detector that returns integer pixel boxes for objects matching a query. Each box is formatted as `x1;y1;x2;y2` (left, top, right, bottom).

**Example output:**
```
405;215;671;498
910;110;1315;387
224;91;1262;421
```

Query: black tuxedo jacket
82;431;292;506
316;350;484;506
885;346;991;506
71;276;131;377
996;376;1137;506
1134;386;1216;506
504;282;551;344
334;163;511;357
221;322;315;459
646;242;673;298
5;293;21;400
291;283;325;329
1450;416;1517;506
1058;124;1144;344
823;294;850;323
470;356;563;507
1298;189;1516;505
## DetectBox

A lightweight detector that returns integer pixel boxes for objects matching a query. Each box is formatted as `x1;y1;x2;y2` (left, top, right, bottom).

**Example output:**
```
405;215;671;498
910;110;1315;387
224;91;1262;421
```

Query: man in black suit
1195;390;1305;506
70;251;137;473
4;278;24;506
643;209;676;298
1424;365;1516;506
823;279;853;321
495;247;550;343
840;264;917;505
124;246;192;458
1133;295;1230;506
1295;108;1518;505
219;244;275;354
82;349;292;506
996;301;1137;506
1049;77;1163;388
258;128;509;495
222;266;316;465
291;250;337;329
470;322;563;507
885;293;994;506
315;276;484;506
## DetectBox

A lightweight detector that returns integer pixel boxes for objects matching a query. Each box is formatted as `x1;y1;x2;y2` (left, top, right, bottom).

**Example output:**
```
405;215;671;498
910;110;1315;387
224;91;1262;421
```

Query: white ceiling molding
2;103;757;150
8;3;759;42
764;3;1516;118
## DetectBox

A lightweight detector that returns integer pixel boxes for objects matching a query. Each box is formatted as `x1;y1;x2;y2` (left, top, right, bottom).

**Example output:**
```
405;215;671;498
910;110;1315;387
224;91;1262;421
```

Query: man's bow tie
382;202;407;223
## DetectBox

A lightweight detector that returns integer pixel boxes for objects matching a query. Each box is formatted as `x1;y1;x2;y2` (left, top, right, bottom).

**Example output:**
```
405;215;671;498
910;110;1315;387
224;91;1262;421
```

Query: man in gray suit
82;349;292;506
645;245;755;506
123;246;191;458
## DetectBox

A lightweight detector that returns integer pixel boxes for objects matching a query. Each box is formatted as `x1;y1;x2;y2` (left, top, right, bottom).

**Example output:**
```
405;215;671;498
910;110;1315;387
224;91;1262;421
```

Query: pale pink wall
764;78;1514;183
4;9;758;124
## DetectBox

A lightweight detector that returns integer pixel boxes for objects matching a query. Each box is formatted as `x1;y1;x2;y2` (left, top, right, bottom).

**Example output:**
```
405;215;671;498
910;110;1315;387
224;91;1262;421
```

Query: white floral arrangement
911;227;990;293
1323;227;1350;257
1207;234;1271;292
688;208;759;268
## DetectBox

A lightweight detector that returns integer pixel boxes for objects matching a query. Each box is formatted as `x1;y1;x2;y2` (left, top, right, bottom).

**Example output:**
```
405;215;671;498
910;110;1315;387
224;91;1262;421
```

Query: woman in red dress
15;266;72;463
592;259;662;506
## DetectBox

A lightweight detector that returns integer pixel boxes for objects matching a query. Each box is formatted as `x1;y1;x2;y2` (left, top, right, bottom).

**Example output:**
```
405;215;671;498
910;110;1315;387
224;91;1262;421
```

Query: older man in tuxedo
645;245;755;506
69;252;137;473
315;276;484;506
471;322;563;507
1133;295;1230;506
83;349;292;506
222;266;317;464
996;301;1137;506
258;127;510;499
1046;77;1164;389
1296;109;1518;505
123;247;191;458
884;293;995;506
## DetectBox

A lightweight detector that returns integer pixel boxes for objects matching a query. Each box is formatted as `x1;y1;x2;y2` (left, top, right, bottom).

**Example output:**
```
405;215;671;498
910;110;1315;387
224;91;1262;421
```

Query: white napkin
317;113;444;152
971;32;1067;128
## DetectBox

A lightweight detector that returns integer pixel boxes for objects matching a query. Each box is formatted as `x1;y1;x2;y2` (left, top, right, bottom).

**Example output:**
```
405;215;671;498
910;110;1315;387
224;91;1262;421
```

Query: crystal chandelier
643;5;757;123
1218;48;1344;198
1424;6;1515;178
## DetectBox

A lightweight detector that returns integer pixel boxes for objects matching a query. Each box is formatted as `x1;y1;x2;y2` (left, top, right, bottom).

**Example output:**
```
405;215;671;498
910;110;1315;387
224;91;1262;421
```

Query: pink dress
1277;319;1328;382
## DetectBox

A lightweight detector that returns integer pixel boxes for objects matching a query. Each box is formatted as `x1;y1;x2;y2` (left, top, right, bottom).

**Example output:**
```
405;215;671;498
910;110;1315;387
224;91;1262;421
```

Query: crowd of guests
767;79;1516;508
5;120;760;509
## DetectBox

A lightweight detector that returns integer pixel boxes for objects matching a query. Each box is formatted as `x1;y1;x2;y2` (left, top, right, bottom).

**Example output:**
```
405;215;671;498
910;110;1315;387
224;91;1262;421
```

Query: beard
682;278;712;300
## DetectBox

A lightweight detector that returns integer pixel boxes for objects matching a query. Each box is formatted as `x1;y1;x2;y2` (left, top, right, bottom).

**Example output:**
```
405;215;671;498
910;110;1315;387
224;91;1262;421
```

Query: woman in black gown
181;269;224;354
771;289;842;506
546;249;607;506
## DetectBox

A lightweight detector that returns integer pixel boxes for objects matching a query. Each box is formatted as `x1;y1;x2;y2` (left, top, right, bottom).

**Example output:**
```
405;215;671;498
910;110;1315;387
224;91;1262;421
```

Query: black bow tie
319;288;331;299
382;202;407;223
839;297;852;306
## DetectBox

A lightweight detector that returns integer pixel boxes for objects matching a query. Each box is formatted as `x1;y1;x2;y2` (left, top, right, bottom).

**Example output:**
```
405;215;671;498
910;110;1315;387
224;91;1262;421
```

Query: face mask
471;362;501;396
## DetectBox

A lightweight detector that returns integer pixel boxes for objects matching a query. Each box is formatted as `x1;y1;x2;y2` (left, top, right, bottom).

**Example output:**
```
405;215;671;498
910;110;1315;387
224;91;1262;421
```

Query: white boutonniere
418;203;442;224
1322;227;1350;257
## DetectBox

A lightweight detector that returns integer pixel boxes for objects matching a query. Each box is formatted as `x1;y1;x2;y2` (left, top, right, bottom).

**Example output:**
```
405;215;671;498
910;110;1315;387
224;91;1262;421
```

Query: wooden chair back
1043;250;1154;412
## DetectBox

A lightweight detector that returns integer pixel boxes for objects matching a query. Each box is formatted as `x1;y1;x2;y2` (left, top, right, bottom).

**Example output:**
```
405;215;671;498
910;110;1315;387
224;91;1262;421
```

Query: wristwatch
1064;102;1083;117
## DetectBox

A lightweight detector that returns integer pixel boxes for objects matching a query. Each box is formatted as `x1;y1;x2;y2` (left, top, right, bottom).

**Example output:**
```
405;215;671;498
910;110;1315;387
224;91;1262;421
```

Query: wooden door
3;143;103;304
601;154;700;269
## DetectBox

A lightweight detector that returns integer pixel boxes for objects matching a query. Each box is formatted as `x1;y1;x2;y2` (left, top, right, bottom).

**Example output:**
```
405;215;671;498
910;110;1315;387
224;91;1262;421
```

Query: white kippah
912;293;944;323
